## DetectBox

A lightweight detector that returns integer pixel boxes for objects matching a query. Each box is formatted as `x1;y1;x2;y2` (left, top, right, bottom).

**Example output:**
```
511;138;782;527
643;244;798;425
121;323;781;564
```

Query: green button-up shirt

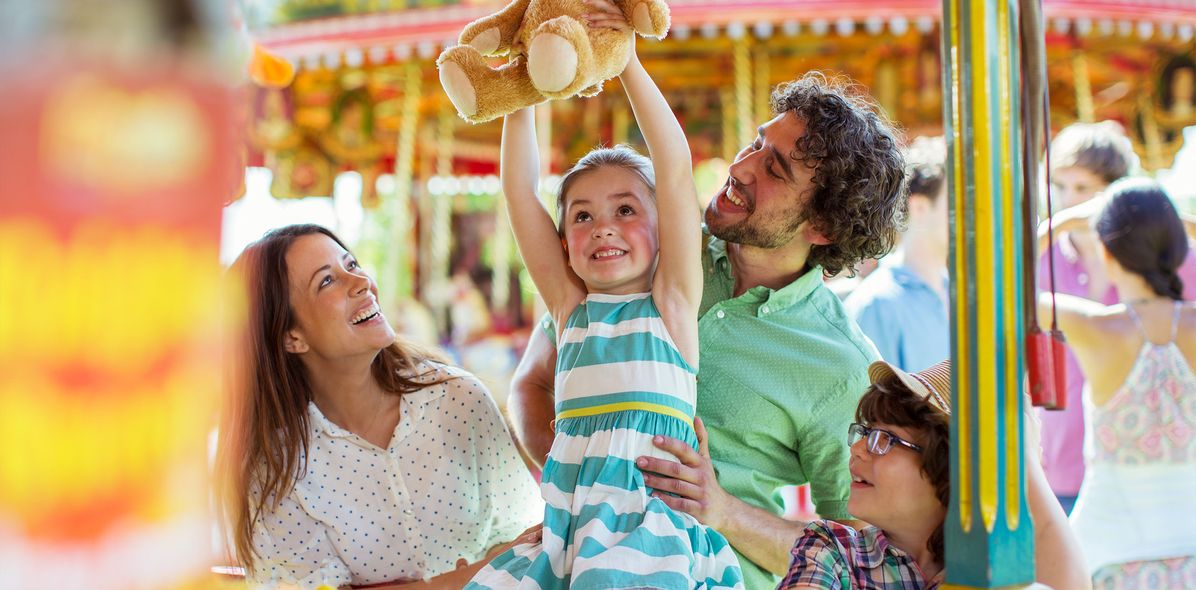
697;236;879;590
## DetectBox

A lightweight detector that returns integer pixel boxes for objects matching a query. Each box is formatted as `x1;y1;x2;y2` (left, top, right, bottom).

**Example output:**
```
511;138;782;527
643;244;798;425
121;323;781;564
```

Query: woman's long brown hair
216;224;447;572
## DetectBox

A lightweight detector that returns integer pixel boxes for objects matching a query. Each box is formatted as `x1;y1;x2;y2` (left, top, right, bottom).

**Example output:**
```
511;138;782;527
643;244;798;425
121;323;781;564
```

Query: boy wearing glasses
778;360;1088;590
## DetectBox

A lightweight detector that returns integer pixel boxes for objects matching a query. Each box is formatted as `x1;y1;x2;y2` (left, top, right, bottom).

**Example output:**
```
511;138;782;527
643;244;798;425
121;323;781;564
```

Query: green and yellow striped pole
941;0;1036;587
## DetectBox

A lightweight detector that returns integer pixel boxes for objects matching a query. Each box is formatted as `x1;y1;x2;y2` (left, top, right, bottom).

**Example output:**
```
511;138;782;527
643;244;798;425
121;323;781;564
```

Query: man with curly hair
507;72;907;589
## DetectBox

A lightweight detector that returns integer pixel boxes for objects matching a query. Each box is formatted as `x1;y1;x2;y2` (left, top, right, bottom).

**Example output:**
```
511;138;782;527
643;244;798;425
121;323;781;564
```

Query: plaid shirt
779;521;943;590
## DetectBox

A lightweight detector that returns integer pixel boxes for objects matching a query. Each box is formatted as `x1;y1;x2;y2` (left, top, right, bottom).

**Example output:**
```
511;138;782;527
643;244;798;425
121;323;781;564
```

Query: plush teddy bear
437;0;670;124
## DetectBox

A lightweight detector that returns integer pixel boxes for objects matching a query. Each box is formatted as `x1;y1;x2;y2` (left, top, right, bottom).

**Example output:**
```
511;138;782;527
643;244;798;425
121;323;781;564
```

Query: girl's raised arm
501;108;586;317
1035;291;1106;350
590;3;702;314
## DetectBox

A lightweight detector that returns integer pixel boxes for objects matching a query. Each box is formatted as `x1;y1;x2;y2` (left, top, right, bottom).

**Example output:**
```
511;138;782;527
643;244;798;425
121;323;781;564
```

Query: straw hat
867;359;952;415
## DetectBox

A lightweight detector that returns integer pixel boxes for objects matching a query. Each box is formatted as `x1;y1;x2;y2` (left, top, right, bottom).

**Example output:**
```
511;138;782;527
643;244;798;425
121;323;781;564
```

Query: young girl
466;2;743;589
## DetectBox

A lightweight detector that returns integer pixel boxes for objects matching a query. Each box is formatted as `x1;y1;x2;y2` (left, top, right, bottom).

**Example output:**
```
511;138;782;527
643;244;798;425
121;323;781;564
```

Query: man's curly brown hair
771;72;908;277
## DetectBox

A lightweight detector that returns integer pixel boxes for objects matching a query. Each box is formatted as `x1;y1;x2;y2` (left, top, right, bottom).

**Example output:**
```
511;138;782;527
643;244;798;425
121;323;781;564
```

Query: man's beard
704;201;805;249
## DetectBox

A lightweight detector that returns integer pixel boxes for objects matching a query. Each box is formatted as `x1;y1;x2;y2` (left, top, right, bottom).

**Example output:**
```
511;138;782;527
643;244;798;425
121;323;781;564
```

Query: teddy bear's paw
439;59;479;119
630;0;670;38
578;83;603;98
631;4;654;34
466;27;502;55
527;33;579;93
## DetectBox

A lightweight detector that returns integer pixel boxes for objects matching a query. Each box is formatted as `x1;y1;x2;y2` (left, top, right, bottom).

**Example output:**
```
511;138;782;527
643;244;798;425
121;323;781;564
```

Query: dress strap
1124;302;1150;341
1169;300;1183;343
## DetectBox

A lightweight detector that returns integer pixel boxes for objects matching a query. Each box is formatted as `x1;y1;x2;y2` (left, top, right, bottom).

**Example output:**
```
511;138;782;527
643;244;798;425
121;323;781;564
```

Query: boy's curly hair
771;72;908;277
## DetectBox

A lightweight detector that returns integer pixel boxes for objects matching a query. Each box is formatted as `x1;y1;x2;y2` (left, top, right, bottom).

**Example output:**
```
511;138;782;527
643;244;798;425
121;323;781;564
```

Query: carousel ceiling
241;0;1196;196
247;0;1196;68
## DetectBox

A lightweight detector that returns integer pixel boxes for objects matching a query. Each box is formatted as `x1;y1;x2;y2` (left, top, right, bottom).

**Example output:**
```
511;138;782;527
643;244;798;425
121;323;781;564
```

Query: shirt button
761;305;770;314
716;310;725;319
403;508;414;516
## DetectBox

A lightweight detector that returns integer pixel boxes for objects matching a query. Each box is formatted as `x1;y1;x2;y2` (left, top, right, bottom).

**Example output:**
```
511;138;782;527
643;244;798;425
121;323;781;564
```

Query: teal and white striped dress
467;292;744;590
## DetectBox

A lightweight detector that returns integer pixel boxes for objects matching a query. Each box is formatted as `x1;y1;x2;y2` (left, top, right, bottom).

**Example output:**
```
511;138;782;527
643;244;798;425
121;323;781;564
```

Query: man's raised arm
508;324;558;469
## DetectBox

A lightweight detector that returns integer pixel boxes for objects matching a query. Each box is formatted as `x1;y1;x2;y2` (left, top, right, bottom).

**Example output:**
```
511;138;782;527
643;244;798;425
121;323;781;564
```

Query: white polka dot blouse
248;362;543;589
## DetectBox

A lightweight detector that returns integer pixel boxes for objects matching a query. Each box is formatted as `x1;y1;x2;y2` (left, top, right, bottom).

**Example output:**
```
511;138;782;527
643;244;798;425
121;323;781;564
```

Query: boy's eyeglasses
848;423;924;456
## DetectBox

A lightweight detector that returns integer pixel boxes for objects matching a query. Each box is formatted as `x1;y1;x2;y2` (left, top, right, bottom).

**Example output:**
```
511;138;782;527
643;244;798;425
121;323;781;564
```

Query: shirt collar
306;362;455;443
881;256;948;292
706;235;825;310
858;527;937;583
308;401;353;439
707;233;732;278
853;525;894;569
308;396;414;450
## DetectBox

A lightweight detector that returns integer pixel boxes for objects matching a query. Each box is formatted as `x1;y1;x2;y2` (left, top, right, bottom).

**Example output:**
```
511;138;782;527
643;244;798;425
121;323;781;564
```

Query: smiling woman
215;224;543;589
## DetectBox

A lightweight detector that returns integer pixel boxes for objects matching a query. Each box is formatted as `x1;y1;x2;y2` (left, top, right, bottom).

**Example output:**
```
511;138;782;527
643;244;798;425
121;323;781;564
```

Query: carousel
242;0;1196;346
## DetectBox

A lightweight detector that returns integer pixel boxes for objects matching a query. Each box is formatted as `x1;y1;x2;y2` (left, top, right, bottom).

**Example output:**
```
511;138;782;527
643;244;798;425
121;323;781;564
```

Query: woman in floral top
779;360;1088;590
1039;178;1196;588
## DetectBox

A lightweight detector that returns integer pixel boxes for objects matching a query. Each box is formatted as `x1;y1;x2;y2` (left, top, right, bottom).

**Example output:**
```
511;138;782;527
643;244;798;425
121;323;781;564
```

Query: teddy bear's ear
458;0;525;56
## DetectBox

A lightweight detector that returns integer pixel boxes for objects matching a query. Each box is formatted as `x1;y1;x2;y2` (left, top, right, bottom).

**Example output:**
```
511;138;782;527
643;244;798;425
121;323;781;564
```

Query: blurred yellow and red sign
0;55;240;588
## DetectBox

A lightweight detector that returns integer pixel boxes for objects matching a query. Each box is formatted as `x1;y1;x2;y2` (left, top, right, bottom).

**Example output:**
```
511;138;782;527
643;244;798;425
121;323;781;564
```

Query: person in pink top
1036;121;1196;513
1033;120;1196;509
